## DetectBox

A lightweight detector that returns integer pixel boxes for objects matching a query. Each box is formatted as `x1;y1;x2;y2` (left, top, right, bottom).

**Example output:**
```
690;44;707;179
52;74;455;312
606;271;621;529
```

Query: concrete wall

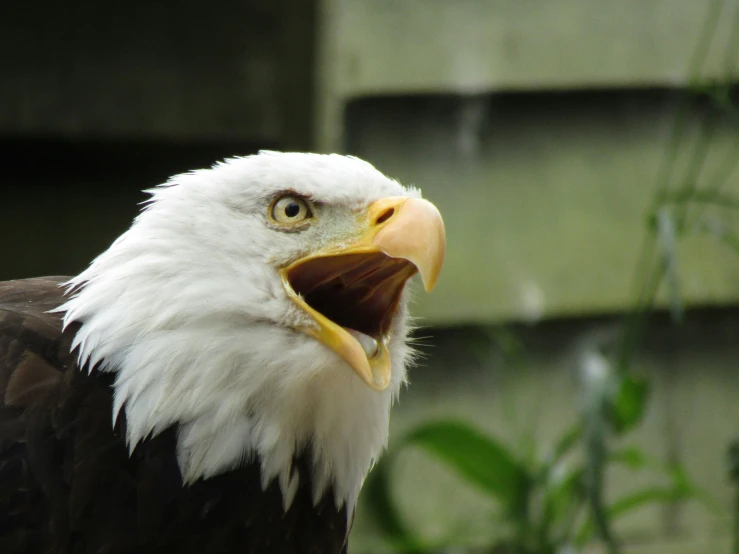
316;0;739;151
345;91;739;324
314;0;739;324
1;0;317;280
1;0;315;149
331;0;739;97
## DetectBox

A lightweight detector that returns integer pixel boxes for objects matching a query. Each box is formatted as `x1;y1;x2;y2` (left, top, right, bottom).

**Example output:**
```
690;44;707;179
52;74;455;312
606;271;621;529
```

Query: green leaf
610;373;650;434
548;424;583;468
667;463;722;514
533;426;584;545
544;466;586;531
608;485;688;520
661;189;739;210
608;447;651;470
538;423;582;493
698;223;739;259
361;456;423;552
576;486;679;544
728;436;739;484
401;420;530;516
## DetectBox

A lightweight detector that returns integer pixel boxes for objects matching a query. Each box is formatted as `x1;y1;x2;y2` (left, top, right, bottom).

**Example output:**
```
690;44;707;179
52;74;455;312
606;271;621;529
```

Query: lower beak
280;196;445;391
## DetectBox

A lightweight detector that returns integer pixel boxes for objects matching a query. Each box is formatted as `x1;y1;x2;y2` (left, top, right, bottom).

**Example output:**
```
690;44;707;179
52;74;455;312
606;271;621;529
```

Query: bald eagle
0;151;445;553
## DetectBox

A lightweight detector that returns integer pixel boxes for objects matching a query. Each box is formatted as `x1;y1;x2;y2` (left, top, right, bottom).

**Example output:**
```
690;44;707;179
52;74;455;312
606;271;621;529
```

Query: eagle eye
270;195;313;226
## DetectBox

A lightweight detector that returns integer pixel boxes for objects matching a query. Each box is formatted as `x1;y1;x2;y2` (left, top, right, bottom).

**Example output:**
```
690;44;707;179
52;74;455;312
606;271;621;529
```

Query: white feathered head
58;151;446;511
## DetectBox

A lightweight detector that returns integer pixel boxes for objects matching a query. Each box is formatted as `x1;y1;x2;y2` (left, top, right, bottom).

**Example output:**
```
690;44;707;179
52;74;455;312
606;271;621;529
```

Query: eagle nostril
375;208;395;225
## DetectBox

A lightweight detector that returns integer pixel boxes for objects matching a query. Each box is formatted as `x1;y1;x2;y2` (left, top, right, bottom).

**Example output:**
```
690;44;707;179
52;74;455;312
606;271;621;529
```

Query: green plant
363;329;710;554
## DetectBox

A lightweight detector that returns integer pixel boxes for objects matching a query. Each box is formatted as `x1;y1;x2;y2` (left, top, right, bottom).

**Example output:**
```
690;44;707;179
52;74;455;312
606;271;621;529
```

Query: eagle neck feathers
56;258;408;515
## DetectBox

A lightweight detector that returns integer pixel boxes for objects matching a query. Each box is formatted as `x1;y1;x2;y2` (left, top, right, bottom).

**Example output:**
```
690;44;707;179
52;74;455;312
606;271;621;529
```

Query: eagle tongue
346;329;379;359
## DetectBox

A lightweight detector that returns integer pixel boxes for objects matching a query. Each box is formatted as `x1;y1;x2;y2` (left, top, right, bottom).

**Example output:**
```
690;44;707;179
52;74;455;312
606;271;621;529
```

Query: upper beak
280;196;446;391
365;197;446;292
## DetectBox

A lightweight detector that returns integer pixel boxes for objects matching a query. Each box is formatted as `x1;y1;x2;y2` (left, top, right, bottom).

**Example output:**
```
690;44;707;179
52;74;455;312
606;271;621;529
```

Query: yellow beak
280;197;446;391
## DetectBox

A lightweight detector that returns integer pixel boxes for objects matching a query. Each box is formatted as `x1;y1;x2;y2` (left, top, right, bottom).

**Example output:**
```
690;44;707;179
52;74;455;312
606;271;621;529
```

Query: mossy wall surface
346;92;739;324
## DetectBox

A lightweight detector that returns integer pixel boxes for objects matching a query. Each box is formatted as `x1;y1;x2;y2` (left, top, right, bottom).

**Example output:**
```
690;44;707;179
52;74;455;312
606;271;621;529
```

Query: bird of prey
0;151;446;553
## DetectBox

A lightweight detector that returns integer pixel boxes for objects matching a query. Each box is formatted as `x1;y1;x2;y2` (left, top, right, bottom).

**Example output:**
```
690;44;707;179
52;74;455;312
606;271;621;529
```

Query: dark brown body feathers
0;278;349;553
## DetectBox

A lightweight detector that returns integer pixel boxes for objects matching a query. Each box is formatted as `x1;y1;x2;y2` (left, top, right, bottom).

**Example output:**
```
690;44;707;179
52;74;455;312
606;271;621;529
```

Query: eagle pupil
285;202;301;218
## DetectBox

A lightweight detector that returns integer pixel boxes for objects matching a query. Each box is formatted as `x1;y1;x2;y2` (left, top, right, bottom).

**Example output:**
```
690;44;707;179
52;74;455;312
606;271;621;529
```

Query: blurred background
3;1;739;552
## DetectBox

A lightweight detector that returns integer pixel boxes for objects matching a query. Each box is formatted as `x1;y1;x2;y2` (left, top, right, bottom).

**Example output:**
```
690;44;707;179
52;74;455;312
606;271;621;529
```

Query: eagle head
58;151;445;512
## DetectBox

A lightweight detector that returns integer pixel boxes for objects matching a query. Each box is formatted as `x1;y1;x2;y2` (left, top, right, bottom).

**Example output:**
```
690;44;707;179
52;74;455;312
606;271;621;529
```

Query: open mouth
284;251;418;356
278;195;445;391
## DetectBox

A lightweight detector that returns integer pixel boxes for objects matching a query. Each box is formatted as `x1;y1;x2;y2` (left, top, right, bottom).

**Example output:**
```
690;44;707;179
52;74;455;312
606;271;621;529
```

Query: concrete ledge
337;0;738;97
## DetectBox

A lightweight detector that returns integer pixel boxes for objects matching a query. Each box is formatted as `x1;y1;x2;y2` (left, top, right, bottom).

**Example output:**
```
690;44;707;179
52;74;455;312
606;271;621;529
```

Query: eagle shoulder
0;277;351;553
0;277;75;552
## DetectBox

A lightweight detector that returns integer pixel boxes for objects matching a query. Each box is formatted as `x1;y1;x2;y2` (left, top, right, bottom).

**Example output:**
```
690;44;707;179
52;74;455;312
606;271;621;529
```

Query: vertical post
729;436;739;554
313;0;345;153
280;0;318;152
